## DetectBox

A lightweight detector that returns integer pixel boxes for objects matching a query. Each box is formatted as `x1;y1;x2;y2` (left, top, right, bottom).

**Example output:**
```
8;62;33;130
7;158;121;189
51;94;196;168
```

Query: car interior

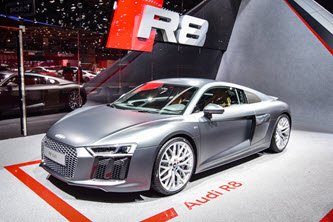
193;87;239;113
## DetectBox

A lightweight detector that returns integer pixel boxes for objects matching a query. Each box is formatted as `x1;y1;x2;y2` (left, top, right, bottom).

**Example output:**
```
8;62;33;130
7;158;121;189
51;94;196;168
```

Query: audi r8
41;78;291;195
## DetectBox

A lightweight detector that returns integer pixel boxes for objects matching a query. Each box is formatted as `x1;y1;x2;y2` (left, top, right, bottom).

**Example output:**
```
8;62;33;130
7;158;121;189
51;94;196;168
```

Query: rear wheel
152;137;195;195
270;114;291;152
67;90;83;111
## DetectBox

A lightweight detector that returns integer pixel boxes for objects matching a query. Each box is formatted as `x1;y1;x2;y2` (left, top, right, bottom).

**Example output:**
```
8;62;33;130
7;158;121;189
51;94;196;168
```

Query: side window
236;89;248;104
245;91;261;103
37;76;47;84
5;76;19;86
193;87;239;113
25;75;48;85
226;88;239;105
24;75;38;85
25;75;58;85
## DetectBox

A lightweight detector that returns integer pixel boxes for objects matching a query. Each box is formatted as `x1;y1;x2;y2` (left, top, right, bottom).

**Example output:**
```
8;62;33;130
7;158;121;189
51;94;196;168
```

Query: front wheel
152;137;195;195
67;90;83;111
270;114;291;153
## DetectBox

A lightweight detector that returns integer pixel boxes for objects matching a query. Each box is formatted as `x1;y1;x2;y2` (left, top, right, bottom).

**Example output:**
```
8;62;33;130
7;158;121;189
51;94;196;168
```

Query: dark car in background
0;72;86;118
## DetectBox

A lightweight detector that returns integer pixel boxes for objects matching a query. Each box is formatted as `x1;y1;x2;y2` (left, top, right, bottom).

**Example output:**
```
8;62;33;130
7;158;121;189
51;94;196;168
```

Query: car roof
149;78;270;99
150;78;216;87
0;72;73;85
25;72;75;84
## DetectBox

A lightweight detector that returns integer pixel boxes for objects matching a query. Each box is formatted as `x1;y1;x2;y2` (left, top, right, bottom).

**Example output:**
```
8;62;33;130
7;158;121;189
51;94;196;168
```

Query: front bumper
40;137;157;192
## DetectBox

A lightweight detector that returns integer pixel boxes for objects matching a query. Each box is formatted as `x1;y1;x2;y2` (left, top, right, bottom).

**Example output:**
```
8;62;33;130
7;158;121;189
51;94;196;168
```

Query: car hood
47;105;170;147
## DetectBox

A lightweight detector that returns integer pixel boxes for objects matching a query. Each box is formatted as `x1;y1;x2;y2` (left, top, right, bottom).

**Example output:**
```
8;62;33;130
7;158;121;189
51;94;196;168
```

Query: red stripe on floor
5;161;91;222
320;209;333;222
141;208;178;222
8;159;42;168
284;0;333;55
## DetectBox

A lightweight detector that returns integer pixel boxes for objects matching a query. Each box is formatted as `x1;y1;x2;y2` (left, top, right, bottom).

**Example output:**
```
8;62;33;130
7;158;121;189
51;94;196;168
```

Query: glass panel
193;87;239;113
0;0;241;139
245;91;262;104
113;83;198;115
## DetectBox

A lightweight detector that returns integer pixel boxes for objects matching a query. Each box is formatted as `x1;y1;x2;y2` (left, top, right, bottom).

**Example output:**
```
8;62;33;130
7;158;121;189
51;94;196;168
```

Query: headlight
86;143;137;157
41;136;47;159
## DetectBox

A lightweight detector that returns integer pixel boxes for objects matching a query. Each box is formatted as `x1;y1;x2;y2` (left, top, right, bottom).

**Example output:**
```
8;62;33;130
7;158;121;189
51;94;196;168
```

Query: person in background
63;63;74;81
76;66;84;84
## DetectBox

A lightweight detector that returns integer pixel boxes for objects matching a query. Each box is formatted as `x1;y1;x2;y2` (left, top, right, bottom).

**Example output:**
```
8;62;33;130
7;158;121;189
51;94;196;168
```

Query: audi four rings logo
106;0;209;52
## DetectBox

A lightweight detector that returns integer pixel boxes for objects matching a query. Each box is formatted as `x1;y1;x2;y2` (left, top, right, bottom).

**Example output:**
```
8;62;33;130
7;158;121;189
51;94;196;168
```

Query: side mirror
203;103;224;119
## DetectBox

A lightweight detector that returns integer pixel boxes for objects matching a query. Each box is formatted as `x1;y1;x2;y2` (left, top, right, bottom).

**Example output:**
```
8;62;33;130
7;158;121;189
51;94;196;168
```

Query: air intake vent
95;157;130;180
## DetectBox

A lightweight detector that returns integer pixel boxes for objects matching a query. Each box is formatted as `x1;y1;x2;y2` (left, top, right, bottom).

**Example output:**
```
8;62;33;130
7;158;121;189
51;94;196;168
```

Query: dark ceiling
0;0;204;33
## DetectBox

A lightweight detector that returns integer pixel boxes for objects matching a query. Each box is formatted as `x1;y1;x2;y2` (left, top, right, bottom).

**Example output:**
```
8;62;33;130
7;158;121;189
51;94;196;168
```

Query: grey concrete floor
0;129;332;221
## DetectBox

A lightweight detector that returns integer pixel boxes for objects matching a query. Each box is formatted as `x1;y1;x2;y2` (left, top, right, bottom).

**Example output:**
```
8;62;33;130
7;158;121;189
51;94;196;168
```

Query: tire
152;137;195;195
67;90;83;111
269;114;291;153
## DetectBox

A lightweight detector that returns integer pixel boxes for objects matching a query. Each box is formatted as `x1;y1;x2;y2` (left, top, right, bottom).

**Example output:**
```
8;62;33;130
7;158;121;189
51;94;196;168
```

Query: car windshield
112;82;198;115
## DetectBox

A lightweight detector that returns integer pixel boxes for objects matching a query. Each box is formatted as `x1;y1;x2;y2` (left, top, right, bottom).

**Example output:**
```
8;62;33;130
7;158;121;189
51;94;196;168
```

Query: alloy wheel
158;140;194;192
274;116;290;150
68;90;82;110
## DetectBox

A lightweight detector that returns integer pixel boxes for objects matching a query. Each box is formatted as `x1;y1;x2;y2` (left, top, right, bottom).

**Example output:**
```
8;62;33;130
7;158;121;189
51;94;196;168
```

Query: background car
0;72;86;118
41;78;291;195
58;66;96;83
82;70;96;82
26;66;59;77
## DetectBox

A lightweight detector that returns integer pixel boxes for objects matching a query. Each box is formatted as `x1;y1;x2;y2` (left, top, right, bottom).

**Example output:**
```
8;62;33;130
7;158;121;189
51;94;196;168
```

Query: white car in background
82;70;96;82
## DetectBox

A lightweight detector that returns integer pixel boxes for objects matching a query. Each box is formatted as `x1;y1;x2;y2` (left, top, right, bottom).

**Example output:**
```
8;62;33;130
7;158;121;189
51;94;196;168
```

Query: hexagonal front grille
96;158;109;179
42;137;78;178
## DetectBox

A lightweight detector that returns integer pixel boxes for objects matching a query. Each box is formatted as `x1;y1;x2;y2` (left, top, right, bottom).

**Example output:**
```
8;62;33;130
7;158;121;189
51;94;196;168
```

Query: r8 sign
106;0;209;52
137;5;209;47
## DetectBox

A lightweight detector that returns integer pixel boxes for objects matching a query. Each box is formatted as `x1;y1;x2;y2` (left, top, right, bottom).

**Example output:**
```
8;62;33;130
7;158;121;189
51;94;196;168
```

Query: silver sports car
40;78;291;195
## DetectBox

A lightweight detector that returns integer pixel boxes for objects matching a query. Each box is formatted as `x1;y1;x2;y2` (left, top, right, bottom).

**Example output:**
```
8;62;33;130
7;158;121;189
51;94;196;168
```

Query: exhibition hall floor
0;130;332;222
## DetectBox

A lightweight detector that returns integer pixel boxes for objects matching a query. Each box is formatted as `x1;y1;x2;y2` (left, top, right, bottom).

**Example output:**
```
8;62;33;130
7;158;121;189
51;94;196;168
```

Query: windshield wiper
136;109;158;114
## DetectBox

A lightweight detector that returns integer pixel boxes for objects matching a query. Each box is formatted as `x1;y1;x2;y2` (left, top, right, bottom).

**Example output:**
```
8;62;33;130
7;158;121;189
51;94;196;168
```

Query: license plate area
44;146;66;166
